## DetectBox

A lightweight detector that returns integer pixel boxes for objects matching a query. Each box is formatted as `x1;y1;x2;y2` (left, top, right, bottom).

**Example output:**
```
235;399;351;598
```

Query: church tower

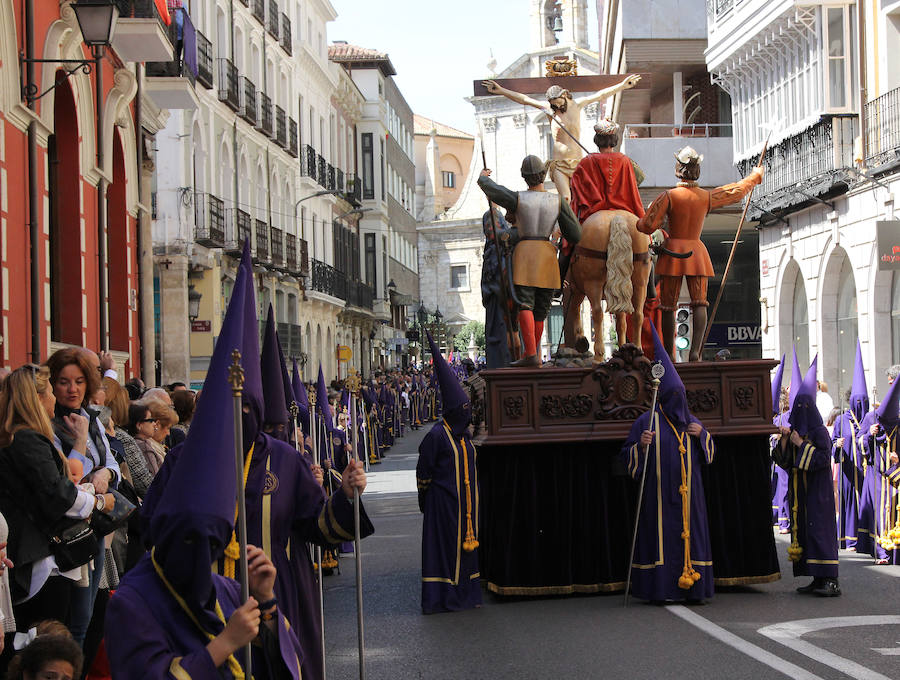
530;0;589;52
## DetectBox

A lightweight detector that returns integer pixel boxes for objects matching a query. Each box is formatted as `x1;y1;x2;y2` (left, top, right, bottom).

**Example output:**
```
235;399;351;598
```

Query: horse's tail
605;215;634;314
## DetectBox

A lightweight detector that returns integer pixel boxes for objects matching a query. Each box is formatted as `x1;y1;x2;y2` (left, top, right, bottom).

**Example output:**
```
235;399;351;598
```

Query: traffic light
675;307;691;352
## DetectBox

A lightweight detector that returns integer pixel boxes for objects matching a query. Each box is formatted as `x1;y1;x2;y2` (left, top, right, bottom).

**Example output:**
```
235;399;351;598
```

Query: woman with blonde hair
0;366;115;661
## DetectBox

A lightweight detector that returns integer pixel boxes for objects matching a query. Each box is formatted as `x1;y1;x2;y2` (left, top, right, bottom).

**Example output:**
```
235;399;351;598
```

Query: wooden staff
307;384;326;678
345;370;367;680
625;361;665;607
227;350;252;677
698;135;771;355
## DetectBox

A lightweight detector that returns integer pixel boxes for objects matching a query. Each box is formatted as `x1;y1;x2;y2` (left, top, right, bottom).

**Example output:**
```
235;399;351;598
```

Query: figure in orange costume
636;147;764;361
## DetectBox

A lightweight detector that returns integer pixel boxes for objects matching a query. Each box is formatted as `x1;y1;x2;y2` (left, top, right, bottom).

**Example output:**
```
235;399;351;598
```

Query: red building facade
0;0;142;374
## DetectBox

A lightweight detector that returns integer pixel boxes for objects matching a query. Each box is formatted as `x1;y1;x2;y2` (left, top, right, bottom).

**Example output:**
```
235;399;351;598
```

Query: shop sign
704;322;762;347
876;220;900;270
191;320;211;332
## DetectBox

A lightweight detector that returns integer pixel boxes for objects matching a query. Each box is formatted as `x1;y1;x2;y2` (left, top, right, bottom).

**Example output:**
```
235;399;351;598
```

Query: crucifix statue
480;74;641;201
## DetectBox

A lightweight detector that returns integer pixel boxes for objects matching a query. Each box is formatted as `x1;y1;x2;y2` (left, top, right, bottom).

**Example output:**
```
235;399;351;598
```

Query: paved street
323;427;900;680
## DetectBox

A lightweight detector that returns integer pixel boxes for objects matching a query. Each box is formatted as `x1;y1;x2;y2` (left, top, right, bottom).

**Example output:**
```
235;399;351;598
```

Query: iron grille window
362;134;374;200
217;59;240;111
275;106;287;147
255;220;269;261
258;92;273;136
242;78;257;125
280;14;292;54
196;31;214;89
267;0;280;37
288;118;298;157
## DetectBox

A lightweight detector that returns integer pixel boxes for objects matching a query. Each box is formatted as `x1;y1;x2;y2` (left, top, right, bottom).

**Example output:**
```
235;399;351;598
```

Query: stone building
414;115;475;221
706;0;900;397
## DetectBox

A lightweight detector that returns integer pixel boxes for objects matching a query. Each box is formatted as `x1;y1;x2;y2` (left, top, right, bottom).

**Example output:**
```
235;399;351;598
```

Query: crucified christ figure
481;74;641;202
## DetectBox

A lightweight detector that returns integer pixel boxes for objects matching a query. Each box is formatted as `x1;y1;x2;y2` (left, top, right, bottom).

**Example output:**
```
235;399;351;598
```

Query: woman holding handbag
0;365;115;672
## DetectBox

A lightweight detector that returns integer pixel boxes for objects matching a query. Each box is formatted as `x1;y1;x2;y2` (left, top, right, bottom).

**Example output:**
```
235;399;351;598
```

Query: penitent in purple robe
416;419;482;614
858;419;900;564
106;555;304;680
832;410;864;550
621;410;716;602
770;413;791;532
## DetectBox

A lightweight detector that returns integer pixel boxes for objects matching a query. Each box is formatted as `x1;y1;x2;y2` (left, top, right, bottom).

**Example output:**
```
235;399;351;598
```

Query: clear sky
330;0;599;135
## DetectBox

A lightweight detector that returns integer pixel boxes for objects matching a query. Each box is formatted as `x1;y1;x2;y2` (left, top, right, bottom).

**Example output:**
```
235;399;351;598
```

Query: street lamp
188;285;202;322
73;1;119;47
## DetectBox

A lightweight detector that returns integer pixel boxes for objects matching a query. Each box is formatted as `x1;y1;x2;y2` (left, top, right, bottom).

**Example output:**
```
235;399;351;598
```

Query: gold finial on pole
228;349;245;396
346;369;361;395
308;385;317;407
289;400;299;420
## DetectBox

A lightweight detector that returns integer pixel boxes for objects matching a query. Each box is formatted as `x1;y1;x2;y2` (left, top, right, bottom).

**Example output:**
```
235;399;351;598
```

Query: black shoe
812;579;841;597
796;578;822;594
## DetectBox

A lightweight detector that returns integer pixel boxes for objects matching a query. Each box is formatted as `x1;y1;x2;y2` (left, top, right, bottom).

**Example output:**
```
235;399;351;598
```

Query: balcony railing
270;227;284;266
277;322;303;359
303;145;317;179
285;233;297;271
251;0;265;24
739;114;857;222
144;8;196;85
317;154;326;189
257;92;273;137
194;192;226;247
288;118;298;157
336;168;344;193
267;0;280;37
347;280;374;310
280;14;292;54
327;164;336;191
255;220;269;262
217;59;240;111
196;30;214;89
226;208;252;254
114;0;167;29
275;106;287;148
241;78;257;125
311;259;348;301
864;86;900;170
299;239;309;277
345;173;362;204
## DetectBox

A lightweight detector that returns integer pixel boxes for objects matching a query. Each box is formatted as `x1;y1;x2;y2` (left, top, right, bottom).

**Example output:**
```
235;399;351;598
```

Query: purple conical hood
292;359;310;437
849;340;869;420
427;330;468;413
316;364;333;433
239;240;263;421
149;246;253;617
771;354;785;416
875;370;900;428
260;304;289;427
650;323;690;425
788;354;823;435
788;346;802;409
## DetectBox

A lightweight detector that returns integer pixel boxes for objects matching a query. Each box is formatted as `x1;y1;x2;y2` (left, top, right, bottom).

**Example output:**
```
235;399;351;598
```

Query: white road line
665;606;825;680
872;646;900;656
758;615;900;680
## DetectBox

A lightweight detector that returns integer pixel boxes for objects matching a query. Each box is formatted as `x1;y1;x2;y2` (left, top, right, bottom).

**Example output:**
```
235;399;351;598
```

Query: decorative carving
503;395;525;419
541;394;593;419
591;343;654;419
512;113;527;129
482;116;497;132
687;388;719;413
545;58;578;77
734;386;755;410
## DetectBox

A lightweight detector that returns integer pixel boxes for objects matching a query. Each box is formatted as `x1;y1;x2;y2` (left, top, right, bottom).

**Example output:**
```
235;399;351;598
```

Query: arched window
275;290;285;322
835;259;858;397
792;271;809;372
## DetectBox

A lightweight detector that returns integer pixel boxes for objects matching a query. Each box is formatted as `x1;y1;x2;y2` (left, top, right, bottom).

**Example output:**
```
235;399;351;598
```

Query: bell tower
530;0;589;52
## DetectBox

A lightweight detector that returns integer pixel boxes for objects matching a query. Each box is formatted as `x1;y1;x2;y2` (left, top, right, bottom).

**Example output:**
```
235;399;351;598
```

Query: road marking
758;615;900;680
665;606;825;680
872;645;900;656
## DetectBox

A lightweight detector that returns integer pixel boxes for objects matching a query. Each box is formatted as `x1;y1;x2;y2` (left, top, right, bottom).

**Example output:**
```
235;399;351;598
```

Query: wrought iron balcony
275;106;287;148
280;14;292;54
255;220;269;262
298;239;309;277
345;173;362;205
317;154;326;189
738;114;858;223
336;168;344;193
241;78;257;126
267;0;280;38
194;192;226;248
257;92;273;137
347;280;374;310
270;227;284;266
303;145;317;179
277;322;303;359
288;118;298;157
311;259;348;301
284;233;297;271
251;0;265;24
226;208;253;254
864;86;900;171
196;31;214;89
112;0;172;62
217;59;240;112
327;164;336;191
143;8;197;109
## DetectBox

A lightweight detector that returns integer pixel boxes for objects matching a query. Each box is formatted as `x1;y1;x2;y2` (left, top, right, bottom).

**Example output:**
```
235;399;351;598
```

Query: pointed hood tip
771;353;785;416
427;330;469;419
788;346;802;408
260;303;290;426
876;371;900;426
647;325;689;424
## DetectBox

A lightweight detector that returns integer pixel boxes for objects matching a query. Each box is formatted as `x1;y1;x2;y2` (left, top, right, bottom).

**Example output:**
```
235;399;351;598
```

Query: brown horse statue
562;209;651;361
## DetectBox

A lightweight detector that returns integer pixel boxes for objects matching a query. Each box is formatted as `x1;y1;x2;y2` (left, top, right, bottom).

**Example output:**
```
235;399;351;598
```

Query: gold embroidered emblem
263;470;279;495
332;436;342;446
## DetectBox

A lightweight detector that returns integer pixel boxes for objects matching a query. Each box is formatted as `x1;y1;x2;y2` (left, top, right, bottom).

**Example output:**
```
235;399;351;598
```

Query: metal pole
307;385;326;678
228;350;251;677
625;362;664;607
346;371;366;680
95;46;109;351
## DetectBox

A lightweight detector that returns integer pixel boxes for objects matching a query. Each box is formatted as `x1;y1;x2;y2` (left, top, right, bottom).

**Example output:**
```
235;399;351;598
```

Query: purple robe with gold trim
859;419;900;563
621;409;715;602
832;410;864;550
771;414;790;531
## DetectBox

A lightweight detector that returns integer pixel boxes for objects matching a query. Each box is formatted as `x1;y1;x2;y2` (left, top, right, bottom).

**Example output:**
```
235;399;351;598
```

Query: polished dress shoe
510;354;540;368
796;578;822;594
812;579;841;597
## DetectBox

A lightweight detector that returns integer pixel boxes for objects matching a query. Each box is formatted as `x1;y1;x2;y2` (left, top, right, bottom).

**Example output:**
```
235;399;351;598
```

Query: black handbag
49;518;99;571
89;487;137;537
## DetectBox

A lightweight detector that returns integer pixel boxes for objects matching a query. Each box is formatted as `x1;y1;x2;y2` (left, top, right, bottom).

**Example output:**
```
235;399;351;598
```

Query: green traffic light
675;336;690;350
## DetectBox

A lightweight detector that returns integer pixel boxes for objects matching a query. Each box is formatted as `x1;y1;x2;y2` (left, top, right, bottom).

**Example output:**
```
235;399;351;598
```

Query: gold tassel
666;415;698;591
223;445;255;580
788;471;803;562
460;432;479;552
